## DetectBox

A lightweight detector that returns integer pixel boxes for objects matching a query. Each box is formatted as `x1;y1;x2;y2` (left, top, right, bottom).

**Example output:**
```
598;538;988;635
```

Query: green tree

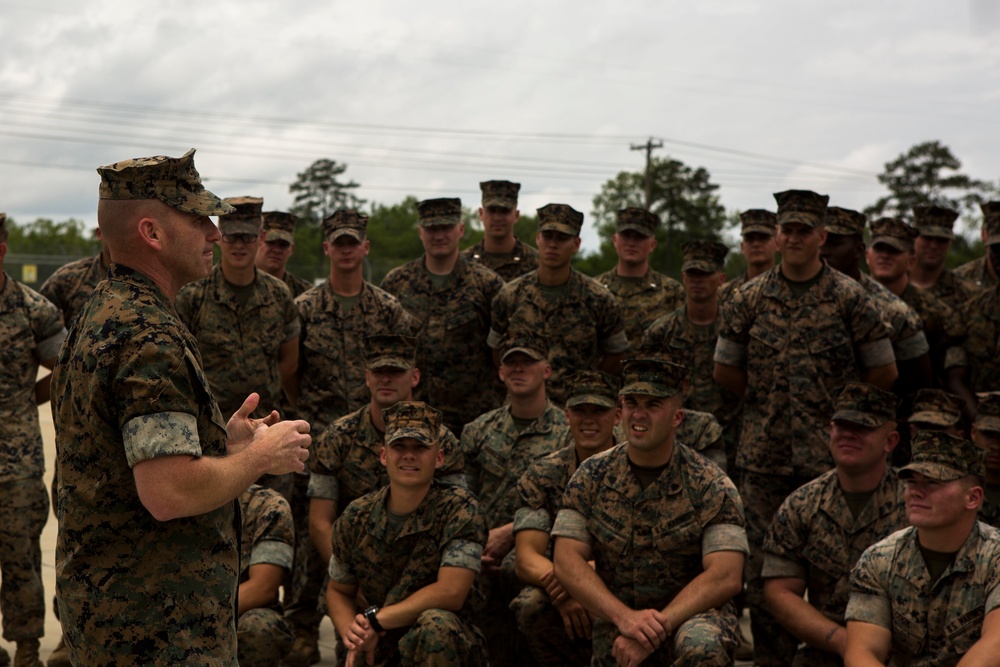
589;156;730;276
864;140;995;221
288;159;366;226
6;217;98;256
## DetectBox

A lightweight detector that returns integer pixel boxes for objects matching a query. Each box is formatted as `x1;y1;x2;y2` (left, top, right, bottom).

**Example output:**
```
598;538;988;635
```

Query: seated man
762;382;907;666
845;431;1000;665
237;484;295;667
326;401;488;667
512;370;621;666
553;358;747;666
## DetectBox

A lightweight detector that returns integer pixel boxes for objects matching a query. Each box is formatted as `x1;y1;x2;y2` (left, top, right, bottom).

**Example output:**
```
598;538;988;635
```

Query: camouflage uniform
295;281;413;434
859;274;929;364
0;274;64;644
551;443;747;666
762;467;906;667
53;264;240;665
925;268;981;315
328;482;488;666
39;253;107;327
488;270;628;405
461;238;540;283
175;265;300;419
237;485;295;667
595;269;684;349
846;522;1000;666
954;256;996;291
718;209;777;306
309;404;465;509
282;271;313;299
946;285;1000;394
380;257;503;434
898;282;960;382
717;273;749;306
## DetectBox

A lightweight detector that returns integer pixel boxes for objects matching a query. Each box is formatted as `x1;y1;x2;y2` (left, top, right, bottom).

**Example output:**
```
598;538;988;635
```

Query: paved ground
7;402;751;666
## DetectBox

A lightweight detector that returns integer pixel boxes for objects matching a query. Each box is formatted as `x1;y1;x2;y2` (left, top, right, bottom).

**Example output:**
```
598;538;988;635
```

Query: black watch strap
363;605;385;633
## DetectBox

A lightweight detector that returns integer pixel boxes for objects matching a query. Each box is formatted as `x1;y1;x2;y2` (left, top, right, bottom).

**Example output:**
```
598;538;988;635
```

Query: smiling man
845;431;1000;666
718;209;778;305
462;180;539;282
909;204;981;314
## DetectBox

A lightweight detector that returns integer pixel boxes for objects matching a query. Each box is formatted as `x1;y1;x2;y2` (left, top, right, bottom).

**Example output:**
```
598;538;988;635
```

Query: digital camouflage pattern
536;203;583;236
847;522;1000;666
281;270;314;300
508;585;592;667
328;482;488;666
416;198;462;227
489;269;628;405
614;207;659;237
775;189;828;228
924;268;982;315
321;209;367;243
680;239;728;273
610;409;728;475
295;280;414;434
237;485;294;667
175;266;300;419
898;282;961;383
954;256;997;290
480;179;520;209
717;272;751;306
715;264;894;477
0;478;49;642
309;404;465;509
39;253;107;327
913;204;959;239
595;268;684;348
220;196;263;235
901;431;985;481
380;256;503;434
858;274;929;363
831;380;898;427
552;443;745;666
948;286;1000;394
762;468;906;667
514;444;579;538
460;238;539;282
384;400;440;446
262;210;297;244
909;388;964;427
461;401;569;528
52;264;239;666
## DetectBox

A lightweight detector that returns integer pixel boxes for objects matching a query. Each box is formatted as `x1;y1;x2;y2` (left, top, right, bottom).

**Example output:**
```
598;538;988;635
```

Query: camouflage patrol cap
383;401;441;447
681;239;728;273
619;357;688;399
322;209;368;242
219;196;263;235
417;198;462;227
899;431;985;481
975;392;1000;433
980;202;1000;245
500;329;548;363
869;217;918;252
537;204;584;237
615;208;659;237
773;190;829;228
364;333;418;371
97;148;233;216
740;209;777;236
830;382;898;428
825;207;867;237
912;205;958;240
480;181;520;209
262;211;298;244
565;370;620;409
909;389;964;428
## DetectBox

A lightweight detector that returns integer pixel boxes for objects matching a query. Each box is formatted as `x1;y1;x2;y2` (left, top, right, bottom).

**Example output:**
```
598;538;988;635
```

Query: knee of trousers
398;609;475;659
238;608;294;666
671;611;738;667
509;586;550;632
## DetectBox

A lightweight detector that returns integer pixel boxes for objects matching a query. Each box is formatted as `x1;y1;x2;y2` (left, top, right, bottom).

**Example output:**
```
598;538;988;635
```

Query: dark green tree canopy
288;158;366;226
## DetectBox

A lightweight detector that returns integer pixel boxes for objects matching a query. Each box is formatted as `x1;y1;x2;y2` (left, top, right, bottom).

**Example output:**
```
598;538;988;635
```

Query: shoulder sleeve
845;541;893;628
595;286;628;353
488;285;513;348
22;285;65;359
247;488;295;569
762;489;809;573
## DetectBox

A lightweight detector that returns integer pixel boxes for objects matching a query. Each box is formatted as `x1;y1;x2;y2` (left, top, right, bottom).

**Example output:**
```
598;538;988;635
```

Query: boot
45;636;71;667
734;626;754;662
13;639;42;667
280;629;320;667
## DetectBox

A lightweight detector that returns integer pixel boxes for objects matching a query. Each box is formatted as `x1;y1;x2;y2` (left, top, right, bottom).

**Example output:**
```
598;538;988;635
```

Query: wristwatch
363;605;385;633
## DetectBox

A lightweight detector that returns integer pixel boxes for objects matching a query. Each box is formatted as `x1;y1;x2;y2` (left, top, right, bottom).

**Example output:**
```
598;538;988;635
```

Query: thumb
235;393;261;419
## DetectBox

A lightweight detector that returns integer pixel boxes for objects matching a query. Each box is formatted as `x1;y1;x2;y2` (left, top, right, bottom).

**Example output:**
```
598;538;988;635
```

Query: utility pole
630;137;663;209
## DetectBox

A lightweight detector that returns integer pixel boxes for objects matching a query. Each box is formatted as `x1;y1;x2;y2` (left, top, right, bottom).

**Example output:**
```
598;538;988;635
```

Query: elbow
139;493;184;522
438;584;471;613
721;571;744;603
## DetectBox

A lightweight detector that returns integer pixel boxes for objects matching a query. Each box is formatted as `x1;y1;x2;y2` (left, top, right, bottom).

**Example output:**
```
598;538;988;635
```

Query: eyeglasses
221;233;259;245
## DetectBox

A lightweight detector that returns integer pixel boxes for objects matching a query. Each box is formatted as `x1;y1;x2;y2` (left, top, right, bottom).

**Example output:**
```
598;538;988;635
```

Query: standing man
39;228;110;328
718;209;778;304
257;210;313;299
381;198;504;435
288;208;413;665
462;180;539;282
845;431;1000;664
714;189;897;666
955;202;1000;290
489;203;628;404
175;196;300;421
52;149;311;665
972;392;1000;528
0;212;66;667
762;382;906;667
595;207;684;348
512;370;620;666
552;358;747;666
641;239;741;472
326;401;488;667
909;204;981;313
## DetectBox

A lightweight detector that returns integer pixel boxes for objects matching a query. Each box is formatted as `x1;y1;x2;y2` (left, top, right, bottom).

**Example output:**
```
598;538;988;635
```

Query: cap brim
825;224;858;236
909;410;959;427
264;230;294;243
899;462;965;482
682;260;722;274
778;213;820;228
385;428;434;446
986;234;1000;246
975;415;1000;432
619;382;680;398
566;394;617;409
501;347;545;363
918;227;954;239
831;411;885;428
616;223;654;237
328;228;364;242
163;188;234;217
418;218;460;228
482;197;516;209
871;236;910;252
220;221;262;235
368;357;412;371
538;222;579;236
742;225;775;237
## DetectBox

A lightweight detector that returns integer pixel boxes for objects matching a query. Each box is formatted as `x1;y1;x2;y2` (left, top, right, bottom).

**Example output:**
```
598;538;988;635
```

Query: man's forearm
327;585;361;641
378;569;476;630
660;552;743;631
765;579;844;655
555;547;630;625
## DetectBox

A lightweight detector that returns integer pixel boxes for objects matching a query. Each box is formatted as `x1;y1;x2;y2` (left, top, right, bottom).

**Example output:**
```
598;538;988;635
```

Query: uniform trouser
591;608;738;667
741;470;813;667
238;607;295;667
0;477;48;641
335;609;487;667
510;585;592;667
477;553;525;666
284;474;325;636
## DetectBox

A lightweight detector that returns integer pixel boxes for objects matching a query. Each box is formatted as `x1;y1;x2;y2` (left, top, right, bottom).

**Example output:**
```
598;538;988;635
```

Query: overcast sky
2;0;999;251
